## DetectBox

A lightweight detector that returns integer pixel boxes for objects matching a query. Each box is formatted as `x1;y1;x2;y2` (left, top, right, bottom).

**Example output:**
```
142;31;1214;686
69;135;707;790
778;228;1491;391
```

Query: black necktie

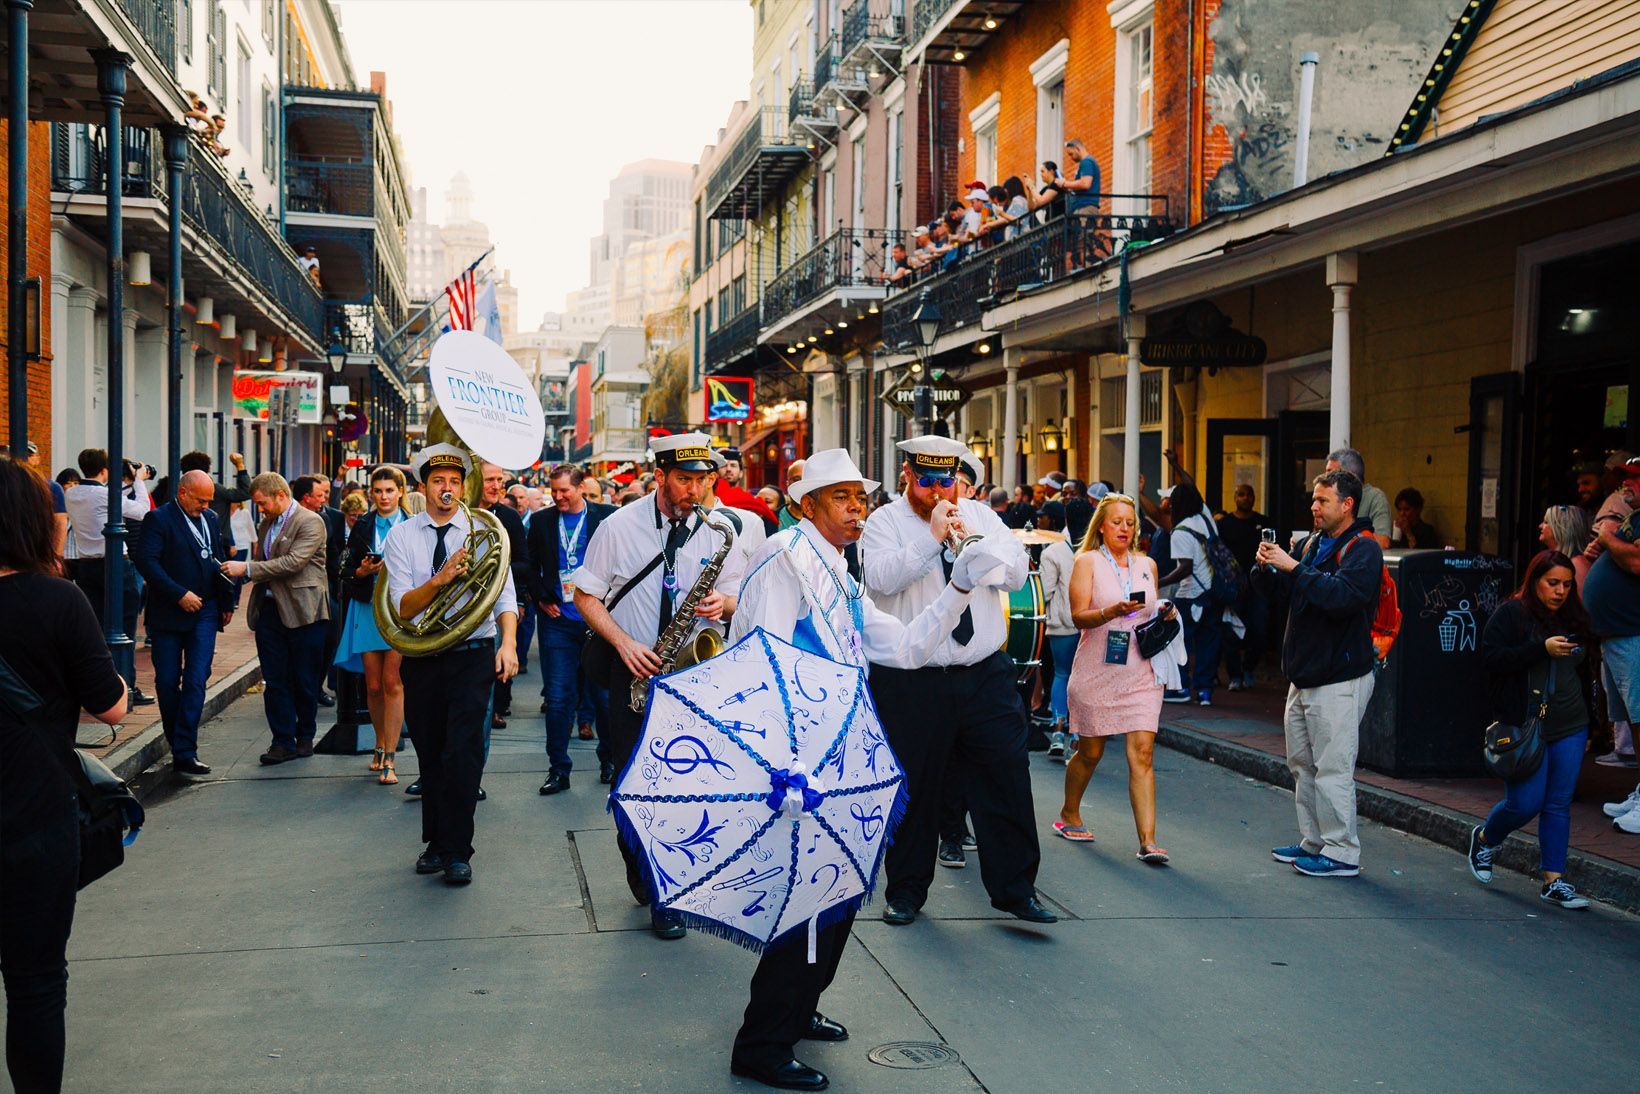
657;517;690;633
432;524;454;574
942;552;975;645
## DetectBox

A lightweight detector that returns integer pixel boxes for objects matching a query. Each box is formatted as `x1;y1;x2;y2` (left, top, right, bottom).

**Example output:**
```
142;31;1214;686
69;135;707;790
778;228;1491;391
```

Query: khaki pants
1283;674;1375;865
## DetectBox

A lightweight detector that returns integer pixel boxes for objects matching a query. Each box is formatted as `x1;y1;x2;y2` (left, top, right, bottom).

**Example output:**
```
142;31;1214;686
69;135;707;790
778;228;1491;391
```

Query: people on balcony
299;246;323;290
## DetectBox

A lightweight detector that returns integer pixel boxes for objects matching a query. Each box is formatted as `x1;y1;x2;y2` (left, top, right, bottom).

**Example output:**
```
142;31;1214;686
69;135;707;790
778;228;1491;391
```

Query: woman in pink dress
1056;494;1177;863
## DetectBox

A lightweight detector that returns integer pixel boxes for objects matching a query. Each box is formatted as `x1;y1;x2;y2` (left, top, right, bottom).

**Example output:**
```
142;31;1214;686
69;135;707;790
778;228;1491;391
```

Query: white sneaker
1615;808;1640;835
1602;787;1640;818
1594;751;1639;768
1047;732;1066;758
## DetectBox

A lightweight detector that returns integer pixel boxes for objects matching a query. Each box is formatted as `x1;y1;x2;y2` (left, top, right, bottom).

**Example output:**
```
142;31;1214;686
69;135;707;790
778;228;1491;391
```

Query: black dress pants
871;652;1040;910
402;641;494;863
1;792;77;1094
606;662;653;904
733;911;855;1069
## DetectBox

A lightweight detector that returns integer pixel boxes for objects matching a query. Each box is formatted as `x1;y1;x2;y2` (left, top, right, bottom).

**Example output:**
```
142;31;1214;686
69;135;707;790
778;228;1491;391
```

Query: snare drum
999;571;1046;684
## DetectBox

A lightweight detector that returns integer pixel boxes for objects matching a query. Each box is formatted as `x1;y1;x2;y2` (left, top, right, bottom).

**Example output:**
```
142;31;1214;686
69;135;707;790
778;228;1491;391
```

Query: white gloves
950;539;1010;590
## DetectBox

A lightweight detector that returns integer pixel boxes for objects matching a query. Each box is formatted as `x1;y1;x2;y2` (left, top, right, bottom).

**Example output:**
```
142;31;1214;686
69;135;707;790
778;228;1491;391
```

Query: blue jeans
1048;634;1078;723
254;609;328;749
1601;633;1640;722
1178;594;1224;694
541;614;609;774
150;612;218;760
1484;727;1587;874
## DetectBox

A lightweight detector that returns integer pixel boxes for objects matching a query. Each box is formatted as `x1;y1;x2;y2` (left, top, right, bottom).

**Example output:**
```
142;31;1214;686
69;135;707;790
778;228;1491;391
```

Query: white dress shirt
730;520;973;671
64;479;150;558
572;493;746;647
858;495;1027;667
704;499;766;573
381;508;517;643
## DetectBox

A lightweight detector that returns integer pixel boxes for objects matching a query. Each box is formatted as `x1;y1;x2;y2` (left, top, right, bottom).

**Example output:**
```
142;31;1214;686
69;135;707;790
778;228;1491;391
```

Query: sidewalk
1158;685;1640;912
79;625;264;782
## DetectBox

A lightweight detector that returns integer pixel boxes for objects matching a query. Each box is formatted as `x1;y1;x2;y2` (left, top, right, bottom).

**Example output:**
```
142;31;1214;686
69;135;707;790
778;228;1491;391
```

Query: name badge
561;581;577;599
1105;630;1131;666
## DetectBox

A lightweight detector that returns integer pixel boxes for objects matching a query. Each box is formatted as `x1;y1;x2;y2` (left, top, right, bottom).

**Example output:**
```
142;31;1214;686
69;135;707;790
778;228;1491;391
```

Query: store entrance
1205;410;1328;540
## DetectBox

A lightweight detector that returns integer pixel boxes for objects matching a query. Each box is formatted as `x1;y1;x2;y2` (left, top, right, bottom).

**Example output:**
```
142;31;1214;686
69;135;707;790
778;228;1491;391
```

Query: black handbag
1483;666;1553;783
1134;610;1181;660
579;550;667;685
0;652;145;889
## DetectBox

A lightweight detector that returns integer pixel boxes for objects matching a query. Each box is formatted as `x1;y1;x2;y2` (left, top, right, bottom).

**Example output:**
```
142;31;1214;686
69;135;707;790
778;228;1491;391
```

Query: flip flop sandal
1053;821;1095;843
1137;846;1171;864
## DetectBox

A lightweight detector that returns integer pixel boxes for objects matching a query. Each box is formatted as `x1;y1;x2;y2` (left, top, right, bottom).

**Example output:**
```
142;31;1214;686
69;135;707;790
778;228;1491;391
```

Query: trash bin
1359;549;1515;778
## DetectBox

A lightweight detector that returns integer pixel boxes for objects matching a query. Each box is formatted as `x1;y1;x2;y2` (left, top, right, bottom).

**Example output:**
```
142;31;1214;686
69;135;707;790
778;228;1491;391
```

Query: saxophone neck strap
605;550;668;616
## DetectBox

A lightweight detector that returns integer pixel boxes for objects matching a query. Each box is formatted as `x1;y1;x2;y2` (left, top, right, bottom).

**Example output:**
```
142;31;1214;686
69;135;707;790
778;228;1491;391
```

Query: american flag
445;268;477;331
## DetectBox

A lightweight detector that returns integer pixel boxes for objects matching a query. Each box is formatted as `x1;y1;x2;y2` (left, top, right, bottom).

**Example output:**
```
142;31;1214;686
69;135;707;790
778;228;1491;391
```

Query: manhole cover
867;1042;960;1069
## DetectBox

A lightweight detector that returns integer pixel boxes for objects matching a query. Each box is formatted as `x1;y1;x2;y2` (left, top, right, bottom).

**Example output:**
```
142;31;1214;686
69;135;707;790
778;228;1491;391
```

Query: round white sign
427;329;546;471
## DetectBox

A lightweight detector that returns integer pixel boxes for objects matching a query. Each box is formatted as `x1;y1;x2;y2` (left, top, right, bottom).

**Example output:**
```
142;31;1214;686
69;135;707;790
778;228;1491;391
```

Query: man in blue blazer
132;469;237;776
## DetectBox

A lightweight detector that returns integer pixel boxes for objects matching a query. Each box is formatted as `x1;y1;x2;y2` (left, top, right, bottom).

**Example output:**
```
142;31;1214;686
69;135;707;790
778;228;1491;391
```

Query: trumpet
940;504;984;557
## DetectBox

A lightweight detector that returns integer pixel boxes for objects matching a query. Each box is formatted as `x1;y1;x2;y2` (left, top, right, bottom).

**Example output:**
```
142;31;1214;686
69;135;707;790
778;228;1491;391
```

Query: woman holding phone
335;465;408;783
1056;492;1177;863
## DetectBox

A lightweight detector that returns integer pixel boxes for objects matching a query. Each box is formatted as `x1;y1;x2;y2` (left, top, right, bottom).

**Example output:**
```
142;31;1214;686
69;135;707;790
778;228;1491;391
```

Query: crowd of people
5;425;1640;1092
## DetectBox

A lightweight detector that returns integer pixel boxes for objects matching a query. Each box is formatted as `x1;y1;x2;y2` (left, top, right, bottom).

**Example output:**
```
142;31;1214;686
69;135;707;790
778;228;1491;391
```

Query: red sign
704;376;755;423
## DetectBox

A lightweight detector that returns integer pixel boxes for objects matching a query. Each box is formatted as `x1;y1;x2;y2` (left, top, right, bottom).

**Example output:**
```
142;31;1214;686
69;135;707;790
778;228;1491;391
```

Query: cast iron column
162;126;187;489
6;0;32;452
95;49;134;685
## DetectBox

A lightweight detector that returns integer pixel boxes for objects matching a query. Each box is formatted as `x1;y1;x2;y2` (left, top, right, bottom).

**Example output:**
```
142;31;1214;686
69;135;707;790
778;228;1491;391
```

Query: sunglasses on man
916;473;956;489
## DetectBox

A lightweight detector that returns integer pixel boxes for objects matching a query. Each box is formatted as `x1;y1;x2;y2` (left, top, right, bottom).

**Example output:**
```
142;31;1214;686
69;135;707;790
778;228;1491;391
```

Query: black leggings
2;793;79;1093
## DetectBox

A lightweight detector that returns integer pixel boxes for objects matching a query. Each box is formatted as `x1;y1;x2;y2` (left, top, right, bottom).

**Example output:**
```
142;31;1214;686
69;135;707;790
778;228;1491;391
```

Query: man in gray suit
220;472;331;764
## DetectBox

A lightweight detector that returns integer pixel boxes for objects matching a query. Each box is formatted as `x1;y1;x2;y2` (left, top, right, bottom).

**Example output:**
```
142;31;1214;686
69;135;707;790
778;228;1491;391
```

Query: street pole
163;126;187;491
94;49;134;686
7;0;33;453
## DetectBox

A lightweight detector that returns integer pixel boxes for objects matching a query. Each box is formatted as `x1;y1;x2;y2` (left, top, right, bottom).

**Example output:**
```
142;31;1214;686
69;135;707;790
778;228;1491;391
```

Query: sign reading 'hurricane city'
428;329;546;469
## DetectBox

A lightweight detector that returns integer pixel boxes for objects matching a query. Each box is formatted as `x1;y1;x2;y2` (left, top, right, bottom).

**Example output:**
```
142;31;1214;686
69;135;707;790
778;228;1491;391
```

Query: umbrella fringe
609;802;662;906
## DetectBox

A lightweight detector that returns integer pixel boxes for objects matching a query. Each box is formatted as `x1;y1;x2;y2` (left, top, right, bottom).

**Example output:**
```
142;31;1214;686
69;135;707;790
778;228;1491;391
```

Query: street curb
1156;723;1640;915
105;660;264;793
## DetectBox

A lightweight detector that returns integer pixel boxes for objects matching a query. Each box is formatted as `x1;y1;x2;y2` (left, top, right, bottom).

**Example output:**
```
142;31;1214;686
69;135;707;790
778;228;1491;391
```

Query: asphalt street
39;676;1640;1093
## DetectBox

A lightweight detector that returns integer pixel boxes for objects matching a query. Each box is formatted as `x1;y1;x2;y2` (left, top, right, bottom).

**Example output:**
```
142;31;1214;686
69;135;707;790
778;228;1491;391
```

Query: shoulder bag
1134;610;1181;660
0;652;145;889
1482;662;1553;782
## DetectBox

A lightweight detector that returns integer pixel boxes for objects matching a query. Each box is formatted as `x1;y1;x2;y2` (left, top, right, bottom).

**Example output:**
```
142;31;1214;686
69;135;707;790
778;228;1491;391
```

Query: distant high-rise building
441;171;493;285
406;187;446;303
586;159;693;288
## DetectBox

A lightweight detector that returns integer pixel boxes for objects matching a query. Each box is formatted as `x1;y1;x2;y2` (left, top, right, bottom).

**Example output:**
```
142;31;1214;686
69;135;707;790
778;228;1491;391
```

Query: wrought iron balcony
881;256;993;350
760;228;893;333
788;80;835;129
115;0;178;72
908;0;1025;64
286;158;373;218
841;2;905;65
814;34;868;103
50;123;164;200
704;107;809;220
704;304;762;371
910;0;959;50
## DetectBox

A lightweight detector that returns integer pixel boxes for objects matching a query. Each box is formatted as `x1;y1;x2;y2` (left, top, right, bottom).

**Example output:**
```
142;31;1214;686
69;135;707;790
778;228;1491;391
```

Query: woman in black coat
1467;550;1599;910
334;466;409;783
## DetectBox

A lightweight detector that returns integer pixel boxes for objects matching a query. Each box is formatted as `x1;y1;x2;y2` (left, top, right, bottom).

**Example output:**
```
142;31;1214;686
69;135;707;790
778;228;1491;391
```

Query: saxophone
630;512;736;713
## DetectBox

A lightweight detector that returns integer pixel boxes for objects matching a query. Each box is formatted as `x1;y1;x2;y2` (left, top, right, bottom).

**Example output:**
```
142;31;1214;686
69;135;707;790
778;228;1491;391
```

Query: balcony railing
182;143;325;341
881;197;1173;348
115;0;177;72
761;228;893;327
286;158;373;218
910;0;960;49
815;37;840;91
704;107;807;219
50;124;164;200
842;2;905;60
705;304;762;370
788;79;829;125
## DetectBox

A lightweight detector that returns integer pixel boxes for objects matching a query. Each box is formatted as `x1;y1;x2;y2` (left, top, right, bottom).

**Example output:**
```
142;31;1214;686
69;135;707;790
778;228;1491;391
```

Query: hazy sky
333;0;754;325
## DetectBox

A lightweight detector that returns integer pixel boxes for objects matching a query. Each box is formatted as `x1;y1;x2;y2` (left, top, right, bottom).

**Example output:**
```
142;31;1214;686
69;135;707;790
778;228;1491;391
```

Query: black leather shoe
259;744;299;765
539;772;571;795
651;909;686;940
490;713;507;729
316;691;335;708
599;762;615;784
443;860;473;885
174;757;212;777
882;900;917;926
130;688;156;707
730;1058;829;1091
405;779;422;796
803;1012;848;1042
477;786;487;802
994;896;1058;924
415;848;444;875
937;838;966;869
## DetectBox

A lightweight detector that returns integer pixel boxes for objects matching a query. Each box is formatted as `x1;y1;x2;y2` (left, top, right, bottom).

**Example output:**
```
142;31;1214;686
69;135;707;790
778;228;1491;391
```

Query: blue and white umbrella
610;628;904;953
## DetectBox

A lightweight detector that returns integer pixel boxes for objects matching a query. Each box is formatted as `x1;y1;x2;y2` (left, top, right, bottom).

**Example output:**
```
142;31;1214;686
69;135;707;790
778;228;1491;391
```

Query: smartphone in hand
1131;590;1147;604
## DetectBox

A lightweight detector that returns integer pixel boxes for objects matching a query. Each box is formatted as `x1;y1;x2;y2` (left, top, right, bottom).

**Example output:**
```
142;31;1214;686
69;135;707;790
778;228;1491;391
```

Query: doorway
1206;411;1328;538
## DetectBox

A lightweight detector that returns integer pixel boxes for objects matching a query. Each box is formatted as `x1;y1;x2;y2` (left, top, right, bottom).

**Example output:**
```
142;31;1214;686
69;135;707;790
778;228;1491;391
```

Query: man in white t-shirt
1163;482;1223;707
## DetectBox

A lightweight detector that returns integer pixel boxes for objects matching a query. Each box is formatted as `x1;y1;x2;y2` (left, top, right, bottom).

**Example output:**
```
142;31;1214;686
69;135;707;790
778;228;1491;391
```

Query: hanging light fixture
837;318;848;328
242;328;258;352
983;14;999;31
1039;419;1062;452
976;342;992;354
953;49;966;62
194;296;214;325
128;251;152;286
257;336;273;364
218;313;237;340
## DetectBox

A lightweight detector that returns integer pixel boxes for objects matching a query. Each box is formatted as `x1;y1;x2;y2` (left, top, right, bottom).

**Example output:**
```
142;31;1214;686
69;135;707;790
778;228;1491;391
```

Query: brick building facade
0;121;55;457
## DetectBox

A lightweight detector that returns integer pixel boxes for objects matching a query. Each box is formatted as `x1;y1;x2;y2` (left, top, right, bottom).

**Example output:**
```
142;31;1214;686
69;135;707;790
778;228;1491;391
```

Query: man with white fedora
726;447;1013;1092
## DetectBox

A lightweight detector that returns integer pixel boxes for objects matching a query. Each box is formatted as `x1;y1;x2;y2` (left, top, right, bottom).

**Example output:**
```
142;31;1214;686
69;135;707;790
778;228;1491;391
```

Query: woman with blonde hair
335;465;409;783
1055;492;1177;863
1538;504;1593;592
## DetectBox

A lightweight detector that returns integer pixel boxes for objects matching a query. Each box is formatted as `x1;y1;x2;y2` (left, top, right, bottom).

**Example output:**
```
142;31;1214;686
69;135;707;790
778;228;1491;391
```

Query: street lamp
910;290;942;435
326;328;348;375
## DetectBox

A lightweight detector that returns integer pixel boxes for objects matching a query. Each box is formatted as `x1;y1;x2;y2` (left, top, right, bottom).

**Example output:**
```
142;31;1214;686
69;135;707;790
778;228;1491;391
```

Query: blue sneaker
1270;844;1307;863
1292;853;1360;877
1163;689;1192;704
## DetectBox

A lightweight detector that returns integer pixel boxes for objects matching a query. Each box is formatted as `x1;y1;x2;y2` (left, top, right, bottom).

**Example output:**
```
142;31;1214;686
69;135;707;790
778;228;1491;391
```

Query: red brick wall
0;121;54;456
914;64;964;226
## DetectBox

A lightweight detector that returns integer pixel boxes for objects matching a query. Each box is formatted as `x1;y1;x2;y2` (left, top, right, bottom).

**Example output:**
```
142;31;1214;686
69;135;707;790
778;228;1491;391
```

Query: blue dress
334;510;405;672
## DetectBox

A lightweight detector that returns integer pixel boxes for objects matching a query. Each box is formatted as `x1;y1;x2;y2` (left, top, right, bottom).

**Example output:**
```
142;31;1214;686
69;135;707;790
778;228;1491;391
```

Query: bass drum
998;571;1046;685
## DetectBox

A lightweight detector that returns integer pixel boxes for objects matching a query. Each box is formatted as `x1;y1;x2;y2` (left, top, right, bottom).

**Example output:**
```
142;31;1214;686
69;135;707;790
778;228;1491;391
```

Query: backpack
1338;532;1402;666
1181;520;1245;606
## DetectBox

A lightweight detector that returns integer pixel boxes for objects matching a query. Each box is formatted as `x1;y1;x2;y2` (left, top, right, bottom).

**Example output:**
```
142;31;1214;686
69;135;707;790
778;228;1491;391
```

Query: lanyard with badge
1098;545;1135;665
559;511;586;599
183;511;212;560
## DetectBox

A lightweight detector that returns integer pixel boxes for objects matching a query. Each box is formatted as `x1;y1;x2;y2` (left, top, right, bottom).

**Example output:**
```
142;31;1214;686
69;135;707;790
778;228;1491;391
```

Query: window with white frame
262;0;275;48
1112;4;1154;217
237;37;253;140
851;132;866;233
968;92;1000;188
1030;39;1069;173
887;108;902;238
262;81;276;179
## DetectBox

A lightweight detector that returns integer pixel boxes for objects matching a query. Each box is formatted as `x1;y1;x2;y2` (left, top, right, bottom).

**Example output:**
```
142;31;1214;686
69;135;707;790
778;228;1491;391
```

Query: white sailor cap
896;434;970;475
789;449;880;504
651;431;718;471
958;451;983;484
411;443;470;483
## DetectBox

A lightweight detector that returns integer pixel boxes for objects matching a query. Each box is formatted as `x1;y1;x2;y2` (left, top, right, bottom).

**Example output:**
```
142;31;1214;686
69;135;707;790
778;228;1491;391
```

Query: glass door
1206;418;1274;518
1466;372;1519;559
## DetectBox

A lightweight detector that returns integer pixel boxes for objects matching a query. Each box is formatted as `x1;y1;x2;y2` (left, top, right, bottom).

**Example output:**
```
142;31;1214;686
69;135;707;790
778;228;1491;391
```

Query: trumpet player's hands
929;499;959;546
617;634;665;679
694;590;729;622
432;547;469;587
495;640;519;682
